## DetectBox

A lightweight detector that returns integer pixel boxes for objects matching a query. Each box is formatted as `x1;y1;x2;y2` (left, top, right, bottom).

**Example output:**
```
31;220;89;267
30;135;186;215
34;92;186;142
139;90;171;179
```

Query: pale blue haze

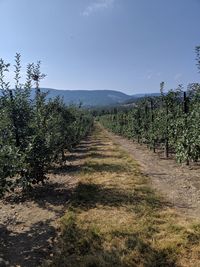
0;0;199;94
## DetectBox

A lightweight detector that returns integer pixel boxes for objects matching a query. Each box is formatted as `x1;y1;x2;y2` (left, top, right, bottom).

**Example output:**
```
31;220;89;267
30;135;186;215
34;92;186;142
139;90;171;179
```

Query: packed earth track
108;130;200;219
0;124;200;267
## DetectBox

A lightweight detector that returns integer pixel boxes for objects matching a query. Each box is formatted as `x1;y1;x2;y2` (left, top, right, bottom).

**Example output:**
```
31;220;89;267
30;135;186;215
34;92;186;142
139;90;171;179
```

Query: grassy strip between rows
43;125;200;267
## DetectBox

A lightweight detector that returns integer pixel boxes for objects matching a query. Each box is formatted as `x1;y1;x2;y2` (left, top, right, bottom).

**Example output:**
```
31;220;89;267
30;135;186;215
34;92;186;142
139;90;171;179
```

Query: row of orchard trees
99;83;200;165
0;54;93;196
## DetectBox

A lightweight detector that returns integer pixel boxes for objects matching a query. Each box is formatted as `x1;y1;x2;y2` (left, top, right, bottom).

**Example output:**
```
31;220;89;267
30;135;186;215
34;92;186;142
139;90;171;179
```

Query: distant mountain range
34;88;160;107
0;88;160;107
37;88;132;107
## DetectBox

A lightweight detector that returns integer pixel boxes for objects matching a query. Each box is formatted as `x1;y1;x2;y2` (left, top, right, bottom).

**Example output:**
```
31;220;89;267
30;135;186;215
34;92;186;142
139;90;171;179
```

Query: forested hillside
31;88;133;107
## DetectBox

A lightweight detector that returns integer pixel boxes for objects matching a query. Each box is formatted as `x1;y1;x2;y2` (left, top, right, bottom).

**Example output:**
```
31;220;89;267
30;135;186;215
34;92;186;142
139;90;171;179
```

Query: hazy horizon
0;0;200;94
35;87;161;96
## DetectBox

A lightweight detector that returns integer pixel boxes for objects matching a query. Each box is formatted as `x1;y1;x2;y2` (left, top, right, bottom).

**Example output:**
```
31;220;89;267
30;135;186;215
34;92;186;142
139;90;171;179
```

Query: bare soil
108;131;200;218
1;129;200;266
0;140;91;267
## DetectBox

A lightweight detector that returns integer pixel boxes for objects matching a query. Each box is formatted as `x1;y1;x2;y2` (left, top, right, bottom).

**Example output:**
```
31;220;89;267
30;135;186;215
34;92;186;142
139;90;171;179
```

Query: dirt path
107;130;200;218
45;125;200;267
1;126;200;266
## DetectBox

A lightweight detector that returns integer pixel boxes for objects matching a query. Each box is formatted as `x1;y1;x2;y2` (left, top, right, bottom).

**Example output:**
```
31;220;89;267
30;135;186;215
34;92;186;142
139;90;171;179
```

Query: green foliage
0;54;93;196
99;84;200;165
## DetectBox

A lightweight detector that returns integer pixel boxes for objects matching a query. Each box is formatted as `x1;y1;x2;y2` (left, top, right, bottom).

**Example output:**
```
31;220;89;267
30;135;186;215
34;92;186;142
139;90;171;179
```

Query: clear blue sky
0;0;200;94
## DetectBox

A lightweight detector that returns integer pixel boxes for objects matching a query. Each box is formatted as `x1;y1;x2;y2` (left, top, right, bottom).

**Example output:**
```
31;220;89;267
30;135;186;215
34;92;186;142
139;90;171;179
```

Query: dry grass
44;125;200;267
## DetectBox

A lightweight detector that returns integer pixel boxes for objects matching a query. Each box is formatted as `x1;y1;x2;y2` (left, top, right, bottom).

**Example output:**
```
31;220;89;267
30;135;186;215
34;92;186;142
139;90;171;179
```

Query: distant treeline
0;54;93;196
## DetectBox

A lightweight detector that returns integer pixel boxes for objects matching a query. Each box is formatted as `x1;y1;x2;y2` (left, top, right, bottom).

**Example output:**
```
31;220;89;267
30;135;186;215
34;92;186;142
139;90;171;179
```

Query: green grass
43;125;200;267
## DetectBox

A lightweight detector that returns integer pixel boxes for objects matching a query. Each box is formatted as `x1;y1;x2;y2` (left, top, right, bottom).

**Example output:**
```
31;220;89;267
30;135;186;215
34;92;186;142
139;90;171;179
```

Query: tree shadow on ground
52;181;178;267
0;220;56;267
49;212;178;267
49;157;123;176
3;134;117;209
1;180;77;266
4;180;74;215
50;163;84;174
51;161;129;175
0;136;119;267
73;146;108;154
81;161;130;174
78;141;108;147
65;152;120;162
71;182;169;213
71;139;109;152
0;133;178;267
110;231;178;267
